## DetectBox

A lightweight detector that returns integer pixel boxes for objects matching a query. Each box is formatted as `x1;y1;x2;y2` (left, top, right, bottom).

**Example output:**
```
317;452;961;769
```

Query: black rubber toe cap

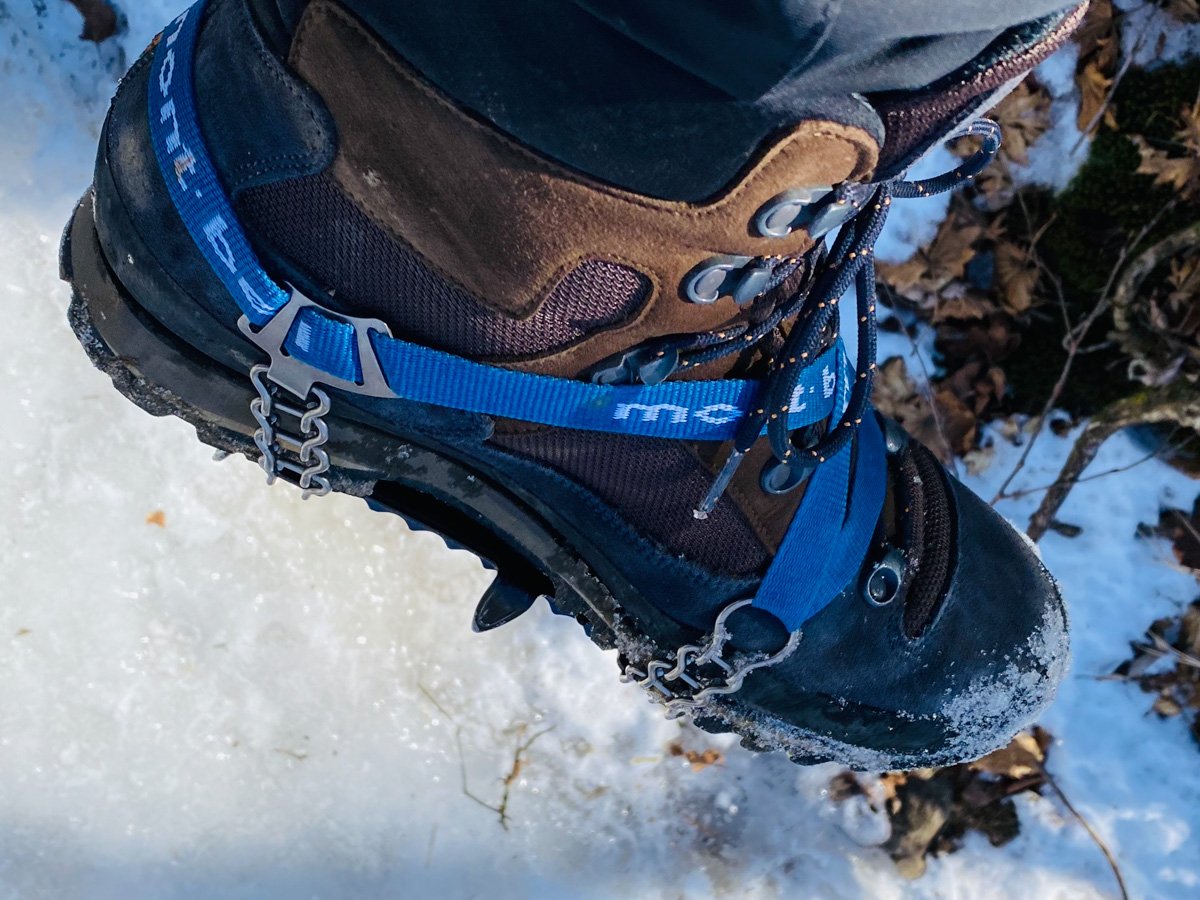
734;456;1069;769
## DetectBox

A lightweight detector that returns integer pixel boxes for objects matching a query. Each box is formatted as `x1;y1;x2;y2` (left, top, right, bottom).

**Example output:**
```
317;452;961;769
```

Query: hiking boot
61;0;1082;769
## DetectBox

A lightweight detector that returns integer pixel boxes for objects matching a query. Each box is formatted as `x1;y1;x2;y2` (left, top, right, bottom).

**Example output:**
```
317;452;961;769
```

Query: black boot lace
677;119;1002;516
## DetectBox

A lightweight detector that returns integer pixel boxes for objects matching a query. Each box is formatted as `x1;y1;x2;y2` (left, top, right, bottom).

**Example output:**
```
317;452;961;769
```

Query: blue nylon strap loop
365;330;842;441
148;2;288;326
285;307;363;385
753;412;887;631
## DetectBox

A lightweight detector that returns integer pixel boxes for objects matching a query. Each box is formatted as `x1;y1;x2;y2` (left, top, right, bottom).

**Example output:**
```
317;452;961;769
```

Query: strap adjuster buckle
237;287;396;399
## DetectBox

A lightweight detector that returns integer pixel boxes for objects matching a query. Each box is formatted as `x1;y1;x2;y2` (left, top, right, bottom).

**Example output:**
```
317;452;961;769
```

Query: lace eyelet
587;345;680;386
760;457;814;495
683;255;751;304
860;546;906;606
754;186;832;238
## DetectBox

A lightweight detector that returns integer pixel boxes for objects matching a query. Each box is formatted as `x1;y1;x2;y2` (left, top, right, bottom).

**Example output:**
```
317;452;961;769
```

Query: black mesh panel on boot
899;441;956;638
236;172;650;359
490;428;769;576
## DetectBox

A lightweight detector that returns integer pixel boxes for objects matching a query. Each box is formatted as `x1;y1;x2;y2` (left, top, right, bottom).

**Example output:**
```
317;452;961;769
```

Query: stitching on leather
205;0;330;189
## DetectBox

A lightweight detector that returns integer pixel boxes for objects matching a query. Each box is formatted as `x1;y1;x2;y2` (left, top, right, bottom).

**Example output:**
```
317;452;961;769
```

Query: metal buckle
237;288;396;400
237;288;397;498
620;598;801;719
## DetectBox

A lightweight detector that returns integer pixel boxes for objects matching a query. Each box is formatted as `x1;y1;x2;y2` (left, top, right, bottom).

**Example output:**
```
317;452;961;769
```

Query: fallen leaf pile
1138;499;1200;569
1110;600;1200;746
876;190;1038;453
830;729;1055;879
1117;248;1200;385
869;357;976;463
874;70;1058;456
1074;0;1121;134
1127;503;1200;745
1132;100;1200;203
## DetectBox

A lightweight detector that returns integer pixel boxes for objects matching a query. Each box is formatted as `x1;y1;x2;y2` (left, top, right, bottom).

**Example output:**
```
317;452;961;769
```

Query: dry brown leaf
930;389;978;457
1178;99;1200;153
936;313;1022;368
942;361;1008;418
145;510;166;528
994;239;1042;315
969;731;1046;780
876;203;983;308
1163;0;1200;24
828;771;864;802
666;741;724;773
1181;604;1200;658
1131;101;1200;201
876;257;934;295
64;0;118;43
870;357;977;461
1077;61;1117;134
932;294;997;323
1073;0;1120;134
1074;0;1120;72
1133;136;1198;193
1153;694;1184;717
871;356;922;419
992;79;1054;167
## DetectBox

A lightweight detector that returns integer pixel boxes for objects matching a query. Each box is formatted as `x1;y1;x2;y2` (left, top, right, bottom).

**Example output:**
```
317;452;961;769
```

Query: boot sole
62;189;952;768
63;187;637;625
61;191;814;753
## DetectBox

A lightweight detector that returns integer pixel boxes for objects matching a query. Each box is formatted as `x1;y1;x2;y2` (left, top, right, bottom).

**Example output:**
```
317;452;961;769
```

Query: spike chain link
249;364;332;498
620;599;801;718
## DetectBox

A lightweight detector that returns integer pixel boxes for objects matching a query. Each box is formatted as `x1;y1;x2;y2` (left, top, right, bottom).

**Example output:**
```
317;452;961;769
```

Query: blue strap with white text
147;0;886;632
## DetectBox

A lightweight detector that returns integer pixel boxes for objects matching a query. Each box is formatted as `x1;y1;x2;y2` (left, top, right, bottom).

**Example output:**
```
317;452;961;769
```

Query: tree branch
1026;380;1200;541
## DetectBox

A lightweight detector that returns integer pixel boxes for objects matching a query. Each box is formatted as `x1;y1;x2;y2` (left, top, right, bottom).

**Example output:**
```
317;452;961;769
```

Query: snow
1;3;1199;898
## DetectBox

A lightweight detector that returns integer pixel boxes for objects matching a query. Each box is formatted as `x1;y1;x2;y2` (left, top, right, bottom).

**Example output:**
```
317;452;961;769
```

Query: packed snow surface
1;3;1199;898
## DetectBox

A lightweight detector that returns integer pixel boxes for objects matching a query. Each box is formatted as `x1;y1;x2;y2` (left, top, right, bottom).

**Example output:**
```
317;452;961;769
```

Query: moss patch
1001;57;1200;417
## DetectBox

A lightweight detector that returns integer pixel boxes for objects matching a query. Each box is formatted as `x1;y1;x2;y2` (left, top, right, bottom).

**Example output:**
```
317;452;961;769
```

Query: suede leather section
195;0;336;196
288;0;880;379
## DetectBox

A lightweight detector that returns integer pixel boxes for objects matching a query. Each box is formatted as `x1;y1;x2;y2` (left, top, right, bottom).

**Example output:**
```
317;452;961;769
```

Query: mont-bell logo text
610;365;835;428
154;9;273;318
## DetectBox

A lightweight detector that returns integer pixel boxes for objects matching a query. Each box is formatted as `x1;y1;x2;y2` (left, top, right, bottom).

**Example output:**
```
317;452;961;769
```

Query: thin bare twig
1072;17;1150;152
892;312;961;477
417;683;553;831
495;724;555;830
992;433;1181;502
992;196;1180;507
1139;629;1200;670
1040;765;1130;900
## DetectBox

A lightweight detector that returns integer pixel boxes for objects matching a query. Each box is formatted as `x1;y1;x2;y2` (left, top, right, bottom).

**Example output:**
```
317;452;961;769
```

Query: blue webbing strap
148;3;288;326
753;414;886;631
290;306;363;385
367;332;842;441
147;0;887;631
